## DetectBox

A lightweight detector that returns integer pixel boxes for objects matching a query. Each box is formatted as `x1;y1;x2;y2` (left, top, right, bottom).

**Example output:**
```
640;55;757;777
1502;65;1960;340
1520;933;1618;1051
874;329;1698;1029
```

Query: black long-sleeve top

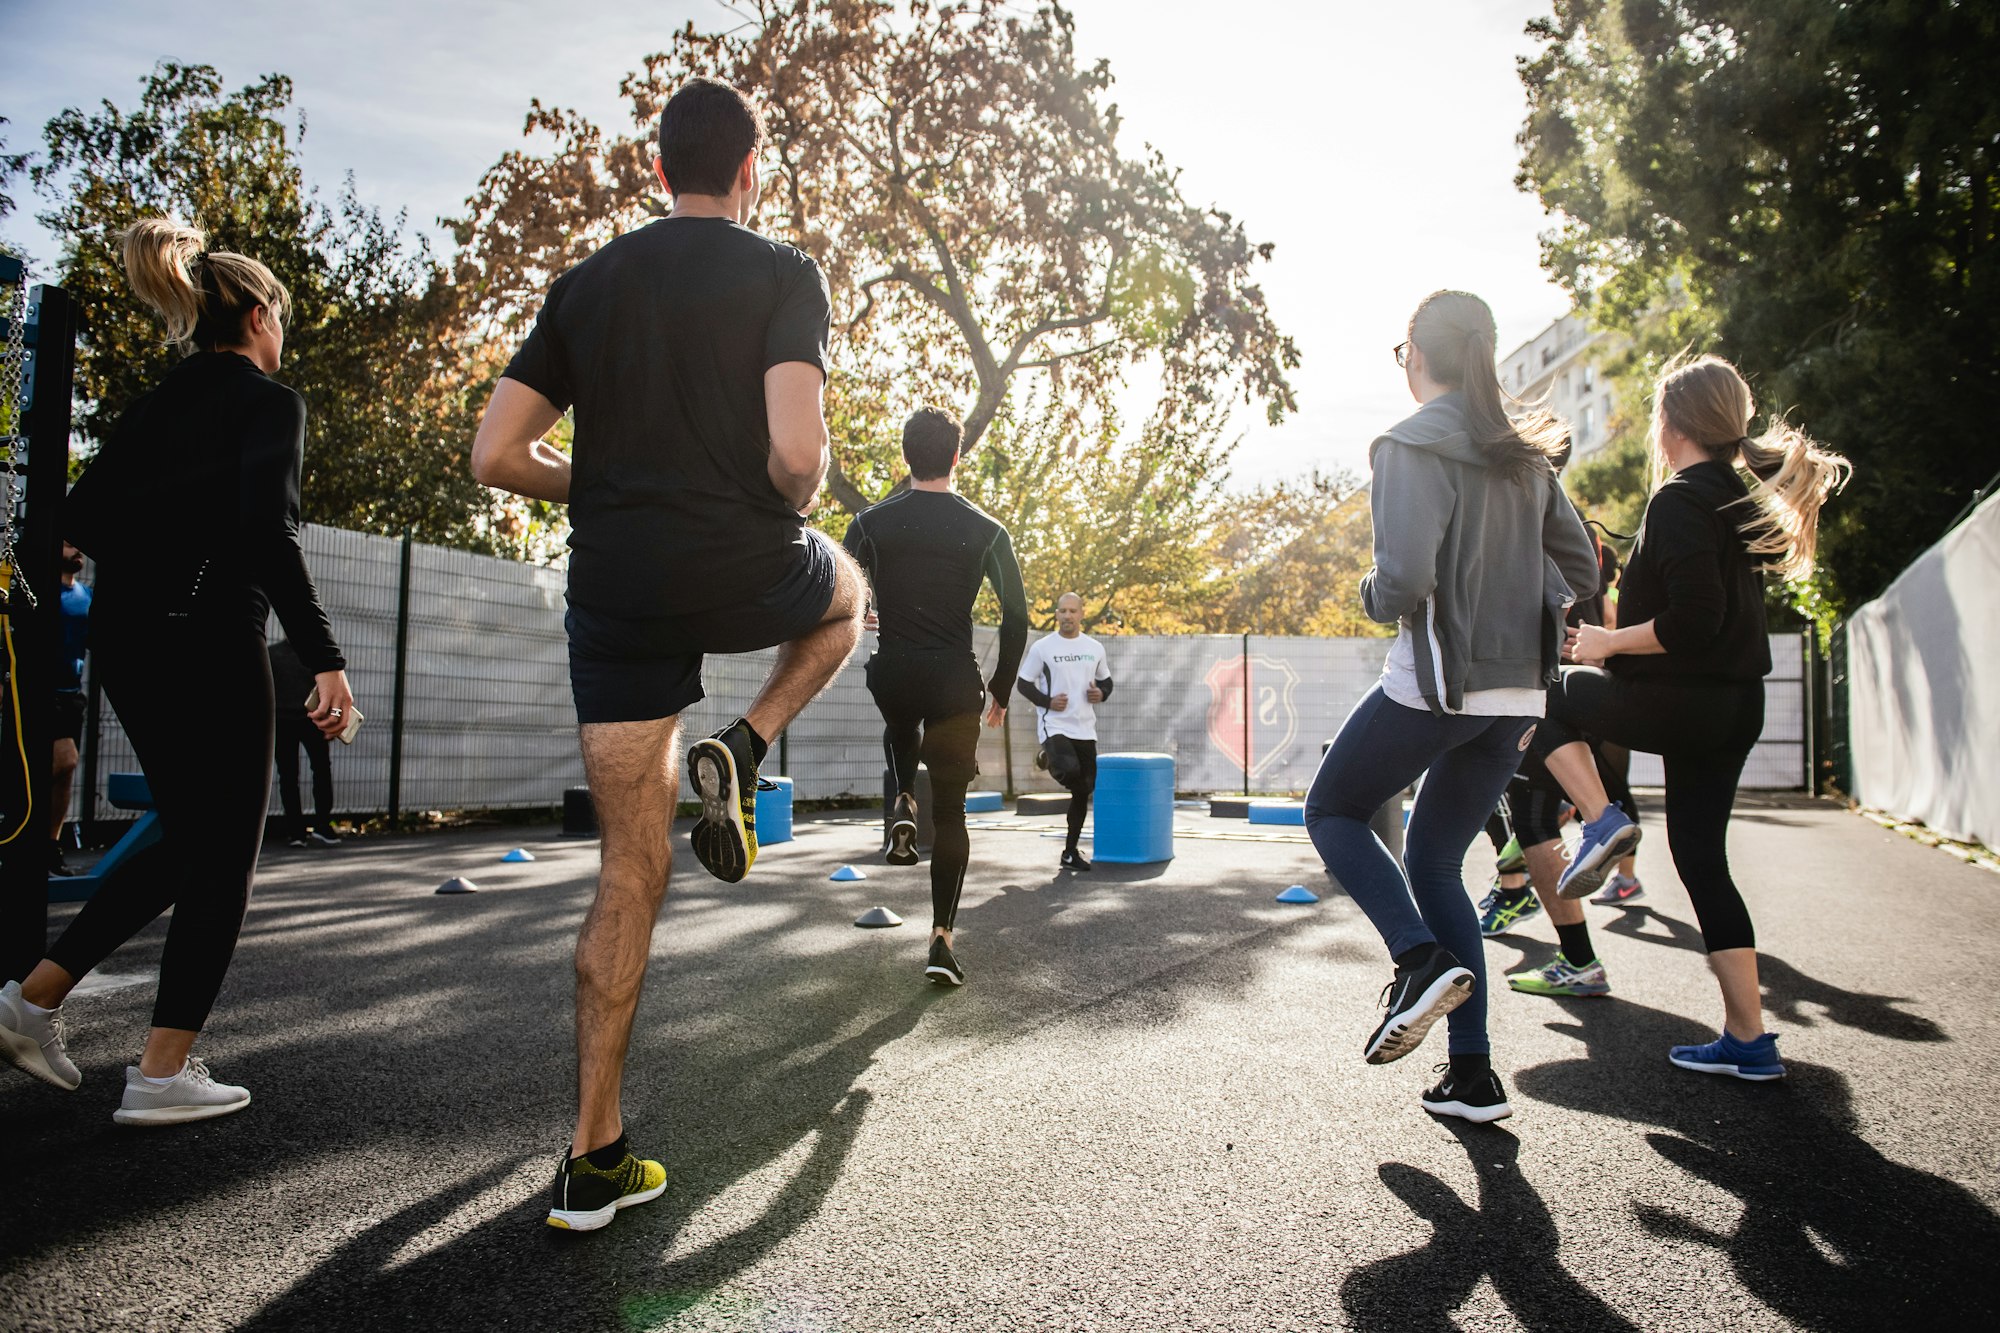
65;351;345;673
841;488;1029;705
1613;459;1771;682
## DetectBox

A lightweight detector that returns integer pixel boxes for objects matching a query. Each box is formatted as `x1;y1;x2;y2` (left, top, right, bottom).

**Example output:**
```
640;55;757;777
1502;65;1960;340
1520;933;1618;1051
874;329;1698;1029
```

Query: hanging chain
1;265;36;611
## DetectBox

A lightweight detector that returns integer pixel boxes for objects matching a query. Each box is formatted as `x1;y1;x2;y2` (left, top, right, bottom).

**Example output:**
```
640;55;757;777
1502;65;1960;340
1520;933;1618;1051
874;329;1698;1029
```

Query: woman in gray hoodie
1304;290;1598;1123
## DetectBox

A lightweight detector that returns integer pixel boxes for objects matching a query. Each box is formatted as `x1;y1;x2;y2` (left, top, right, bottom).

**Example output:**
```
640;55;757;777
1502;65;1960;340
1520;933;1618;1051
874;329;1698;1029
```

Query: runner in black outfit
843;408;1029;985
1536;353;1849;1082
0;219;353;1126
471;79;864;1232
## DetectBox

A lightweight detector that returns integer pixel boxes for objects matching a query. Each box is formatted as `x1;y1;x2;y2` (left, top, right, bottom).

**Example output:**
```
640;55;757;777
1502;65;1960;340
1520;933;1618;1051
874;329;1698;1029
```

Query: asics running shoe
1478;887;1542;938
1363;944;1474;1065
1506;952;1611;998
688;718;762;883
1557;804;1641;899
1420;1064;1514;1123
924;936;965;986
548;1138;667;1231
1669;1031;1786;1082
0;979;80;1090
1591;872;1645;906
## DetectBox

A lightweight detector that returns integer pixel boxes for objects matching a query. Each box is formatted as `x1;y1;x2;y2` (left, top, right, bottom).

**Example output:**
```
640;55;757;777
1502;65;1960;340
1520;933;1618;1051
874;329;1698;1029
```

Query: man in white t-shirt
1016;592;1114;870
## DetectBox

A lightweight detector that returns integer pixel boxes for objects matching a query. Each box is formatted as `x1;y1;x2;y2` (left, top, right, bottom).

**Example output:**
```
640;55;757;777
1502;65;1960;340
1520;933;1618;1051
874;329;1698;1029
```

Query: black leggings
1053;738;1098;852
48;623;276;1030
867;649;982;931
275;714;334;838
1535;667;1763;952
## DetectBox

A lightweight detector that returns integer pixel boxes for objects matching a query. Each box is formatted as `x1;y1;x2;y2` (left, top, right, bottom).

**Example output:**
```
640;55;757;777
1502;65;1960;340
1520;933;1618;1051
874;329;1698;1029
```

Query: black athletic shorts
567;528;840;725
864;645;984;787
53;690;84;745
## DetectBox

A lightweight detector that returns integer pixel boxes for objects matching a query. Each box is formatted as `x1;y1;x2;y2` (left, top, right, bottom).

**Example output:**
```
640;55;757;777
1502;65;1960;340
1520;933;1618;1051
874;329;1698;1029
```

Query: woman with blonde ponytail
0;219;356;1126
1532;353;1850;1083
1302;290;1600;1124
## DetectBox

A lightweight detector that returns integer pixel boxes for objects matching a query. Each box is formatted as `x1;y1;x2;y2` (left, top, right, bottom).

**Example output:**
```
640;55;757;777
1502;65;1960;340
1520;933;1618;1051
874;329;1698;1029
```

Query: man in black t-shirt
842;408;1029;987
470;78;864;1234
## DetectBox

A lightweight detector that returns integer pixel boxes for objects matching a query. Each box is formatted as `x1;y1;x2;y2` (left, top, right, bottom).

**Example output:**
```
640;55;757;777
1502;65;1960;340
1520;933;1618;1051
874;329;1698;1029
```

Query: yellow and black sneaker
547;1136;667;1232
687;718;764;883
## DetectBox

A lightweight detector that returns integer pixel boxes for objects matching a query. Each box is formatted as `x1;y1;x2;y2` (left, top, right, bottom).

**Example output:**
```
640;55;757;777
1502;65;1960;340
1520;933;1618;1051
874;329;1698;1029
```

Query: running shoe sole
688;738;751;883
1557;823;1643;900
113;1093;252;1126
1364;968;1474;1065
1668;1053;1786;1081
886;820;919;866
1421;1095;1515;1124
1;1024;80;1091
547;1176;669;1231
924;965;964;987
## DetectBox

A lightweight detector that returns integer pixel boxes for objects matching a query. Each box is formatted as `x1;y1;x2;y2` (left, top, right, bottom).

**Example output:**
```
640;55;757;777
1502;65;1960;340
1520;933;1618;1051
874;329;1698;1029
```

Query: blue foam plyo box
1248;800;1307;826
964;790;1003;813
756;776;795;845
1093;753;1176;864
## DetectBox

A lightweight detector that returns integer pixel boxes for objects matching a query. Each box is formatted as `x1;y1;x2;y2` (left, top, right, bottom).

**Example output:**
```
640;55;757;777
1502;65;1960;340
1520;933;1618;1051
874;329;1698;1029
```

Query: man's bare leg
572;715;681;1158
743;545;866;744
1522;840;1586;933
50;738;78;841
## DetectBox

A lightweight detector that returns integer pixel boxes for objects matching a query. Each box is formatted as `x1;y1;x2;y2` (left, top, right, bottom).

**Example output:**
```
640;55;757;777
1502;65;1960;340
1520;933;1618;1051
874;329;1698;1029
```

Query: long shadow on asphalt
2;831;1337;1329
1342;1120;1640;1332
1509;996;1998;1329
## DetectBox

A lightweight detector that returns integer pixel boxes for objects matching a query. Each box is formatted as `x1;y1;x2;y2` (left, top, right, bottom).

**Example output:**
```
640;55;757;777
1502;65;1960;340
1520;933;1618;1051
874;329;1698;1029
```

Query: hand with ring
310;668;356;739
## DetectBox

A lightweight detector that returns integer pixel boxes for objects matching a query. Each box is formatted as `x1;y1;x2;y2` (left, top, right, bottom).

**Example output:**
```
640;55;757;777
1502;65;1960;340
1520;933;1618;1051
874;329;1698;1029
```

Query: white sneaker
0;978;81;1090
113;1057;250;1126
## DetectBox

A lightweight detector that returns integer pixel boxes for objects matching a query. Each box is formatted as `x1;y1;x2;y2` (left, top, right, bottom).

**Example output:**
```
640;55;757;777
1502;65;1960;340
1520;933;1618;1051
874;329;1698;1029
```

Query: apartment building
1500;311;1623;460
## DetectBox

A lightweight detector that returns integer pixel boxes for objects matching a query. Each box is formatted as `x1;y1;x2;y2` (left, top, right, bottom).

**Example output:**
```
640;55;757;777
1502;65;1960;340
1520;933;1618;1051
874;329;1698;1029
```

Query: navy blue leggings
1305;687;1537;1056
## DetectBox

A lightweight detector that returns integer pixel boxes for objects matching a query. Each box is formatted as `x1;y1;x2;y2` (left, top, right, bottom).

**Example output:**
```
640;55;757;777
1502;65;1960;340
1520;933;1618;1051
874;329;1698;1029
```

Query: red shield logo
1206;654;1301;782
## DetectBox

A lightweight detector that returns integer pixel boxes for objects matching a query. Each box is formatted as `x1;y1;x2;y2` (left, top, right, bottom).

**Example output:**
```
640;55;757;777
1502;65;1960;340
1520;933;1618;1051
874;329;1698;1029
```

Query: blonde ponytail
118;217;291;352
1654;354;1852;581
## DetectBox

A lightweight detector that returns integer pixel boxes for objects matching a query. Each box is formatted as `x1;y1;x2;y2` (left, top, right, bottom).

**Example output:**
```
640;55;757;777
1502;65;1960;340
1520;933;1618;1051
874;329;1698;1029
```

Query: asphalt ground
3;793;1996;1332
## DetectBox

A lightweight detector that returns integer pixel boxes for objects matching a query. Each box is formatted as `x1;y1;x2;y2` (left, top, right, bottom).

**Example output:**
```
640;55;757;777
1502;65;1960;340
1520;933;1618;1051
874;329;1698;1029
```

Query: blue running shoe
1477;887;1542;938
1668;1031;1786;1081
1557;804;1641;900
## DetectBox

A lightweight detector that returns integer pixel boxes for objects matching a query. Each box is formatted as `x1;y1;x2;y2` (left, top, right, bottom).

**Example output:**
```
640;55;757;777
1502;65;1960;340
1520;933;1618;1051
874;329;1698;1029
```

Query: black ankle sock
1392;941;1442;972
1448;1052;1492;1084
574;1133;628;1171
1556;921;1597;966
735;718;770;766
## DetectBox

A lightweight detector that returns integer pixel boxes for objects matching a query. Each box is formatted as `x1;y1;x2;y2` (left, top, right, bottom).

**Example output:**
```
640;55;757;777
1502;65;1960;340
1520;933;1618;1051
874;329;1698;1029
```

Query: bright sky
1;0;1573;485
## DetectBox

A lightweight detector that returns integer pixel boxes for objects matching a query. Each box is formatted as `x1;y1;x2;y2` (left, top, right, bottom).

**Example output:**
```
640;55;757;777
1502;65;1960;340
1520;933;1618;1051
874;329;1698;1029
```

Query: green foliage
1197;471;1386;637
27;63;503;551
1518;0;2000;610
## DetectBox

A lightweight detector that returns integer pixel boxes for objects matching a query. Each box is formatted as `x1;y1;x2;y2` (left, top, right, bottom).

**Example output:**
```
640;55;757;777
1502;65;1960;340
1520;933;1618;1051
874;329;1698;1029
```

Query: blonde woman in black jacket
0;220;353;1126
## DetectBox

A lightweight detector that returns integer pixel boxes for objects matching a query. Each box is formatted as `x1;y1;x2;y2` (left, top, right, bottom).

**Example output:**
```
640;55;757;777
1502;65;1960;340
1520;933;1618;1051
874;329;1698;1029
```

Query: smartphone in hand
304;686;365;744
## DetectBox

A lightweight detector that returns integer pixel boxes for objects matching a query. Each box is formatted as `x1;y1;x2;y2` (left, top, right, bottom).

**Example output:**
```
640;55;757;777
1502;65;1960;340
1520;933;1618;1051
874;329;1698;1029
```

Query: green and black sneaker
547;1136;667;1232
687;718;763;883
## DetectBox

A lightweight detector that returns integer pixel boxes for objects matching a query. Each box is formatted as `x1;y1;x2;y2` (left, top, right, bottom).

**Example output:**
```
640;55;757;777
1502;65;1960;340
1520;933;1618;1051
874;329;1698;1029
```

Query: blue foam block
1248;801;1307;826
965;790;1004;813
829;864;867;882
502;848;535;863
1275;884;1320;904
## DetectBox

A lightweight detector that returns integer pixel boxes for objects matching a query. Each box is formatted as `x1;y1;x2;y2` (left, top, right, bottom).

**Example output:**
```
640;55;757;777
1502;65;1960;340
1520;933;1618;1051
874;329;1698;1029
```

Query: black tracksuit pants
47;621;275;1031
866;647;983;930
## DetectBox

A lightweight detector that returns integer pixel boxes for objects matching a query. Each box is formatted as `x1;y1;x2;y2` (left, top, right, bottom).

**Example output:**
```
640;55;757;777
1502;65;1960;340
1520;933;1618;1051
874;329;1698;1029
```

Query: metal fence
77;525;1813;827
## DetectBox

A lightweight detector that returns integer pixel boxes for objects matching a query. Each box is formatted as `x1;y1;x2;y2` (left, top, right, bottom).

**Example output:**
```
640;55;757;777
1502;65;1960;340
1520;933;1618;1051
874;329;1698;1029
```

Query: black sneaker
885;794;919;866
1362;944;1474;1065
1060;848;1092;872
1421;1064;1514;1123
924;936;964;986
547;1139;668;1232
49;844;78;878
687;719;761;883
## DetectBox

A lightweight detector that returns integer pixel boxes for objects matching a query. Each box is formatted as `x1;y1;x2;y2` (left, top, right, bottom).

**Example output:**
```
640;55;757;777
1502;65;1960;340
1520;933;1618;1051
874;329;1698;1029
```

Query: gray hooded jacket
1360;393;1600;715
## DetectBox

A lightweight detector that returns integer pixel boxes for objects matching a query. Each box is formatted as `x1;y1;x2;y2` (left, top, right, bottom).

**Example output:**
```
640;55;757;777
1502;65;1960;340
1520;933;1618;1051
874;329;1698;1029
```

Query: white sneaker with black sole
1421;1064;1514;1123
1363;945;1475;1065
0;979;81;1090
113;1057;250;1126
